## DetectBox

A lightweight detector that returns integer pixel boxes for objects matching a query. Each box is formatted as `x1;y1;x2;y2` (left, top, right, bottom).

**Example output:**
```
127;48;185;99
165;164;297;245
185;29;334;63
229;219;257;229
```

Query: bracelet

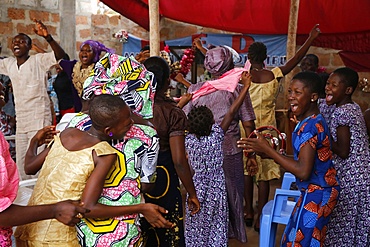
244;151;256;158
45;35;54;43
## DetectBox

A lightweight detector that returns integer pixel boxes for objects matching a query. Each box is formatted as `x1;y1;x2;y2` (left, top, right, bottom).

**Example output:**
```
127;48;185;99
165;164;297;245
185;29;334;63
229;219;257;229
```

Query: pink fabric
0;131;19;212
192;61;251;100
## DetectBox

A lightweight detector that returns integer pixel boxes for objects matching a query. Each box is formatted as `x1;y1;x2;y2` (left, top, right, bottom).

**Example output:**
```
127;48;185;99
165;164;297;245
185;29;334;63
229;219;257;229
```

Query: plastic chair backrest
13;178;37;206
270;188;301;224
259;173;300;247
281;172;296;190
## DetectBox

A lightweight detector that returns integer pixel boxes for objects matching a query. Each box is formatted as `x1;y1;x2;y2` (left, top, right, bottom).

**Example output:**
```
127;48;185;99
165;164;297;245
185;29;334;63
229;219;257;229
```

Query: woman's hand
240;71;252;90
246;156;258;176
53;200;90;227
135;50;150;63
33;125;59;146
192;38;203;50
187;195;200;215
237;131;273;157
177;93;193;109
141;203;173;228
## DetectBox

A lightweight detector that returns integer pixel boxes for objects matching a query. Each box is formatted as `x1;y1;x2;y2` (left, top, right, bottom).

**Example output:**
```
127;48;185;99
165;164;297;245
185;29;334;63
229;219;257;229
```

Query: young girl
15;95;172;246
323;67;370;246
184;72;251;247
238;71;340;246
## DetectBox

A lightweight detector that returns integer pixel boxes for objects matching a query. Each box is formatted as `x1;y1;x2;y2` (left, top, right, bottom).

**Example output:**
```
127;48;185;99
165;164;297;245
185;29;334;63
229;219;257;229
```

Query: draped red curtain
102;0;370;71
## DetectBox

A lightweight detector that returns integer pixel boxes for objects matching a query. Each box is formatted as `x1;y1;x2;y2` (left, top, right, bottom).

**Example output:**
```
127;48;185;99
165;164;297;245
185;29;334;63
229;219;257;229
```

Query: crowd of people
0;19;370;247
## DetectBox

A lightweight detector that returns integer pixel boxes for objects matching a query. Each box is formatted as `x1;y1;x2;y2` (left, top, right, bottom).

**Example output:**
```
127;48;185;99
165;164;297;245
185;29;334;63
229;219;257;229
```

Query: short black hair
187;105;214;137
140;45;150;52
89;94;128;130
305;54;319;66
332;67;359;93
248;42;267;63
17;33;32;46
292;71;322;94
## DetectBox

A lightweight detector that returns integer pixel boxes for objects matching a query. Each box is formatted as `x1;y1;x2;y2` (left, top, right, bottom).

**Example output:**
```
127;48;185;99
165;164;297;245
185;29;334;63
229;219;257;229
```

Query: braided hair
187;105;214;137
248;42;267;64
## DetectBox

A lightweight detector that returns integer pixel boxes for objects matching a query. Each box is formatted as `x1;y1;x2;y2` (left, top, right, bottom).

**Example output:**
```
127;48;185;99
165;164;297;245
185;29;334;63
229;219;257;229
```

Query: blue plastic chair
281;172;296;190
259;173;301;247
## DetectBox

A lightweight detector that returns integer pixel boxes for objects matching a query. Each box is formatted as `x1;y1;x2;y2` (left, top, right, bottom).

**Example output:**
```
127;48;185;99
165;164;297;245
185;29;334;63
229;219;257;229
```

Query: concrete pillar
59;0;76;58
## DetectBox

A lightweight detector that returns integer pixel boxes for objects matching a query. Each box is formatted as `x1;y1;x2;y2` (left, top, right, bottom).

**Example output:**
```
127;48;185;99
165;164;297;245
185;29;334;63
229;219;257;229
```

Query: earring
311;99;315;102
109;132;113;137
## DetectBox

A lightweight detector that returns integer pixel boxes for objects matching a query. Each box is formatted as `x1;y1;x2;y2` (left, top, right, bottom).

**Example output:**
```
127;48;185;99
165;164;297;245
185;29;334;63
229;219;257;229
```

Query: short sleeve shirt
152;96;187;152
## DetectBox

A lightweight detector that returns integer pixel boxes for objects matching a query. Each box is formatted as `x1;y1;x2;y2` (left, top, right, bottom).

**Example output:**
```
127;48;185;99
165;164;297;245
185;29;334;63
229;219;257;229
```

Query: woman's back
152;96;187;152
185;124;224;174
15;134;115;245
249;67;283;127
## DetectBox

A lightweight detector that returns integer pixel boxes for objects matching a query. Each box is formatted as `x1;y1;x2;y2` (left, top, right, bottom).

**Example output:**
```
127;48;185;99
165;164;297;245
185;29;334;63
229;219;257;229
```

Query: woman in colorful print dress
238;72;340;246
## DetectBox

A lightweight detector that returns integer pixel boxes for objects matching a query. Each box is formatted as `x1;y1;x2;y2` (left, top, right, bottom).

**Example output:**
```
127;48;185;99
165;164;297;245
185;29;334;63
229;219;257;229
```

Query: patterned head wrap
204;46;234;76
80;40;115;63
82;53;156;119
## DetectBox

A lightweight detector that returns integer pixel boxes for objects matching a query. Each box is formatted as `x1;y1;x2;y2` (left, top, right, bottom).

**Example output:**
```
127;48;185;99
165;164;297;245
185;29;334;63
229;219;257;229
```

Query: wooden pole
148;0;160;56
285;0;300;81
284;0;300;155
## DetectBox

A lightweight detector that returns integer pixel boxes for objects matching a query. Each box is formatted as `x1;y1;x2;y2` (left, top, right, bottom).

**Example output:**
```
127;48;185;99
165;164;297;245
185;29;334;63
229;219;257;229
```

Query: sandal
254;224;260;233
243;214;254;227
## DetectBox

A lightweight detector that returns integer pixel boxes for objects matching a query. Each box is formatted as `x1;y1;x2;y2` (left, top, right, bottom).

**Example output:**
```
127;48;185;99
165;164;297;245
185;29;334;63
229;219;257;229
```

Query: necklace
251;67;264;71
86;131;99;139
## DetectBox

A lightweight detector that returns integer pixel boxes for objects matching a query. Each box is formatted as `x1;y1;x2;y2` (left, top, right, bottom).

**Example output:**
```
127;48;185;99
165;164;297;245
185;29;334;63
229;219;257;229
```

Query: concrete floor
228;178;285;247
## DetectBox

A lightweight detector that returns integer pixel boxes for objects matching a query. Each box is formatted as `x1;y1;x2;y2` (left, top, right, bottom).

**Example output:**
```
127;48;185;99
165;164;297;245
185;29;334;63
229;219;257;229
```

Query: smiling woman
59;40;114;112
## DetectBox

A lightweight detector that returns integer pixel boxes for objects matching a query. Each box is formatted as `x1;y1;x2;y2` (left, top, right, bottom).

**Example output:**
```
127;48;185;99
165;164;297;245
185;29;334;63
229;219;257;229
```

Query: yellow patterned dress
15;135;116;247
244;67;283;181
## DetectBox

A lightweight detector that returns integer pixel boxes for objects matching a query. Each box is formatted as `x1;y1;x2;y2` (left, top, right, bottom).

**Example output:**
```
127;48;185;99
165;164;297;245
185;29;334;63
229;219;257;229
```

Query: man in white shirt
0;19;67;180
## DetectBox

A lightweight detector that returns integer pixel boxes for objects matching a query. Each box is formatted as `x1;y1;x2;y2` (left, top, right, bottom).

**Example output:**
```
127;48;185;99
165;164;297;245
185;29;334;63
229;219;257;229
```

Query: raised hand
33;19;49;38
177;93;193;109
192;38;203;50
240;71;252;89
309;24;321;40
135;50;150;63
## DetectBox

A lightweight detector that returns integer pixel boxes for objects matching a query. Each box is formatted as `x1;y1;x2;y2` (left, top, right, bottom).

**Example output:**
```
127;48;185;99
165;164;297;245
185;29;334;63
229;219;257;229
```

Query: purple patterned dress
324;102;370;246
185;124;228;247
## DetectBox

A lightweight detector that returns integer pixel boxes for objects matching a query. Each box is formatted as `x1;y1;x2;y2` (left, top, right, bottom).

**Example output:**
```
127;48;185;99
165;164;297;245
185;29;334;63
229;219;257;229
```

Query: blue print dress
281;114;340;247
184;124;228;247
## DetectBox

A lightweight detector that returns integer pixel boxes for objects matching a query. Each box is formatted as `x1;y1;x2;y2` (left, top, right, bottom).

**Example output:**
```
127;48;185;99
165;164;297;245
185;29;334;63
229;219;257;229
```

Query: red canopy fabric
102;0;370;35
101;0;370;70
339;52;370;72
